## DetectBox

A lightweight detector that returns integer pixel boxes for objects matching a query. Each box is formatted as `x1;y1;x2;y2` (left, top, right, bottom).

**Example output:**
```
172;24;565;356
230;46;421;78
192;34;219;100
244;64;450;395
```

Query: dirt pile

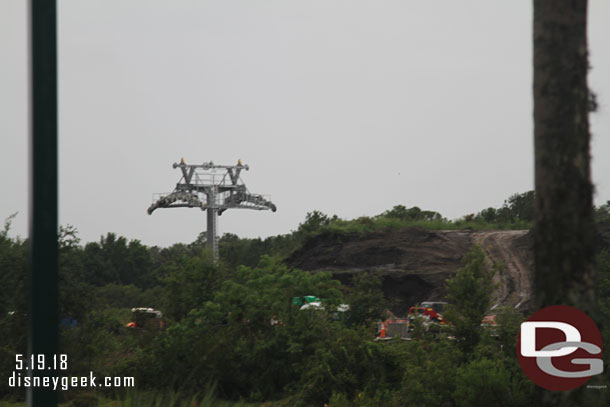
287;227;534;315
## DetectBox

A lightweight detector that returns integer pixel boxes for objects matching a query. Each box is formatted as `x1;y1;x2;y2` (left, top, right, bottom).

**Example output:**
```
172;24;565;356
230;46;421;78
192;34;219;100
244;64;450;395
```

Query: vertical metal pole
206;187;218;264
28;1;58;406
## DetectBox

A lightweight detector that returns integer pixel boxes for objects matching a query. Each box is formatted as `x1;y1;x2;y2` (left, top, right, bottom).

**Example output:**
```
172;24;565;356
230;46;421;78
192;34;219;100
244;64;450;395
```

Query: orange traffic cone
380;326;386;338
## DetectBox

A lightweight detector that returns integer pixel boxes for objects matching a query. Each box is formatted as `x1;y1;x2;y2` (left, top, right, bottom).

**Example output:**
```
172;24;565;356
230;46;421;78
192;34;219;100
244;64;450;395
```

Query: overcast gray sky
1;1;609;248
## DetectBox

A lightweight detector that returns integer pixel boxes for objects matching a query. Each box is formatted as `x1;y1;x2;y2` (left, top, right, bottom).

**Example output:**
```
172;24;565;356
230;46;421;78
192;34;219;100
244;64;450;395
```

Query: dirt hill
288;222;610;316
287;227;534;316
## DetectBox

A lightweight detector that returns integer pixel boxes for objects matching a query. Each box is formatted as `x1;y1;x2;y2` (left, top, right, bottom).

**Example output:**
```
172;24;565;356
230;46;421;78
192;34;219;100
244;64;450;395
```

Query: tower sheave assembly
148;159;276;262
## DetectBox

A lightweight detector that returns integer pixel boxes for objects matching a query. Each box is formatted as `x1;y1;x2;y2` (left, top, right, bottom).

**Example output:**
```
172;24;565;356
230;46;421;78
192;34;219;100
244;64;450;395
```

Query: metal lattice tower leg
206;186;219;264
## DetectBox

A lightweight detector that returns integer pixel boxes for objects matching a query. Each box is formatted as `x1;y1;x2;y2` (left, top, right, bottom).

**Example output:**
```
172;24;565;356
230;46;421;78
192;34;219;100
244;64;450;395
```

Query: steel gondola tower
148;159;276;263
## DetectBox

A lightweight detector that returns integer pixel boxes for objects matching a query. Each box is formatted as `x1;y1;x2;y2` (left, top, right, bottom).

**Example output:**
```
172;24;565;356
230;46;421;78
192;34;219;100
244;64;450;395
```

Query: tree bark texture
533;0;596;312
533;1;603;404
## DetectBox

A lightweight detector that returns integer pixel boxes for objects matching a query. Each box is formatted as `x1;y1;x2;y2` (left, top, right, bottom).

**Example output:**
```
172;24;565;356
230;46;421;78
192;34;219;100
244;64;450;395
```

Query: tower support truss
148;159;276;263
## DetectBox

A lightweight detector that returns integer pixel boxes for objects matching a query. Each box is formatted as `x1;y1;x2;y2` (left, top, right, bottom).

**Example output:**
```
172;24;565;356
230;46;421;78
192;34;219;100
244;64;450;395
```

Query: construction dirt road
472;230;533;311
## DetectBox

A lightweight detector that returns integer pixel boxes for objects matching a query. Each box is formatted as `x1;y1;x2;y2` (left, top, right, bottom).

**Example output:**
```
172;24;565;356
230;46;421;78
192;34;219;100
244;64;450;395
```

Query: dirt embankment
286;227;534;316
472;230;533;311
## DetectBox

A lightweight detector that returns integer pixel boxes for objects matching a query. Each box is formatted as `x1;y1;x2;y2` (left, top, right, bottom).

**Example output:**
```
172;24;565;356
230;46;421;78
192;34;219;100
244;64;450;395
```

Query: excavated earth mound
287;222;610;316
287;227;534;316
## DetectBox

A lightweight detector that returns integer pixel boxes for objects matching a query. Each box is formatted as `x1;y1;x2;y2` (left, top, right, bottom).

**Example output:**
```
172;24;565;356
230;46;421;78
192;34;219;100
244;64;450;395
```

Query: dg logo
517;305;604;391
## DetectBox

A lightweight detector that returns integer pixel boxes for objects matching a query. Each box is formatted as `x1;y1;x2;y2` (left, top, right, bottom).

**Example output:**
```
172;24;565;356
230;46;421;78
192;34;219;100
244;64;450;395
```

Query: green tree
477;207;498;223
58;226;91;321
381;205;442;221
393;340;462;407
474;191;534;225
0;213;28;400
345;272;386;327
453;358;514;407
146;256;348;401
296;210;337;239
161;255;223;321
596;250;610;387
493;306;526;359
504;191;535;222
444;245;497;354
595;201;610;222
82;233;152;287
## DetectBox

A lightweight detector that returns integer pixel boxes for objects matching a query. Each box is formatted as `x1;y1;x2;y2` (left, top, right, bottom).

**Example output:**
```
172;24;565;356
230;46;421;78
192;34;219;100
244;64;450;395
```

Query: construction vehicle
292;296;322;308
420;301;448;315
376;318;411;340
126;308;164;329
480;314;500;336
406;302;449;334
408;303;447;324
292;296;349;315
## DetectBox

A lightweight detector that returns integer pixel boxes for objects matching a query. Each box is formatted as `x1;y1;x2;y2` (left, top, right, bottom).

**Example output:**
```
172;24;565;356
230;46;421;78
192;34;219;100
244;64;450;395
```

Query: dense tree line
1;198;609;405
